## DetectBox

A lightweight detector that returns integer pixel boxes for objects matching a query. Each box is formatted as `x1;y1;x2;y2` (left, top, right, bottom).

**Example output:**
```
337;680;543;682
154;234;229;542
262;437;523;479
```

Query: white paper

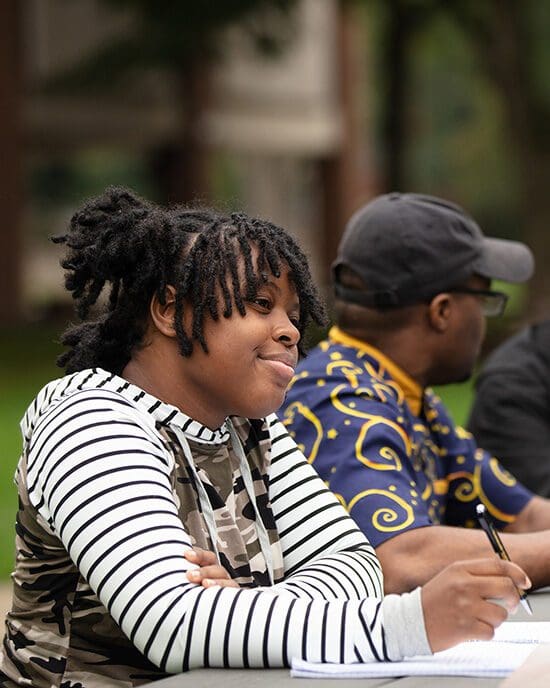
291;623;550;679
493;621;550;643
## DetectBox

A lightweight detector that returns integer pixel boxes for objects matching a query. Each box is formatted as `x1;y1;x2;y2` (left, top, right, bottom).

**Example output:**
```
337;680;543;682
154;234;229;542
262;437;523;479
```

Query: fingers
475;575;521;612
467;617;501;642
187;566;239;588
184;547;217;567
475;597;510;630
191;575;239;589
188;564;231;581
462;558;531;612
456;558;531;589
421;557;531;653
500;560;532;590
184;548;239;588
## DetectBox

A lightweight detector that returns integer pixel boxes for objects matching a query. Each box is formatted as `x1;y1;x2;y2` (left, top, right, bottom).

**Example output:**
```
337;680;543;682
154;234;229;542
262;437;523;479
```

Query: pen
476;503;533;616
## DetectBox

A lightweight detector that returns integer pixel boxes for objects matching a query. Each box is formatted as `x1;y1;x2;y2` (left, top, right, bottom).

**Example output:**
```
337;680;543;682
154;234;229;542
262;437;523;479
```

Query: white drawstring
171;420;275;584
226;420;274;584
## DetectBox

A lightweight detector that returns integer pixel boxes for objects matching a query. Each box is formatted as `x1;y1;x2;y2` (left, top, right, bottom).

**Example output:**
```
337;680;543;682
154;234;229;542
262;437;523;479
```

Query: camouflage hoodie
0;369;285;687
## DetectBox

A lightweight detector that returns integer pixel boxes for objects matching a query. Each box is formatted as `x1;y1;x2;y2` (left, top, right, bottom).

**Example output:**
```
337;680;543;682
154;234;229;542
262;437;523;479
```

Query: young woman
0;187;527;687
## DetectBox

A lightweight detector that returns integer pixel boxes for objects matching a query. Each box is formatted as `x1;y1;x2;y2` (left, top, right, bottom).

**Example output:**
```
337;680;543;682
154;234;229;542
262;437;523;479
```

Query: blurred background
0;0;549;588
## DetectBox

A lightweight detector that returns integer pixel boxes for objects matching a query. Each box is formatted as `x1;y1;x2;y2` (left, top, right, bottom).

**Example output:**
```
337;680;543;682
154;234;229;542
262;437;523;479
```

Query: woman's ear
428;293;452;333
150;285;178;338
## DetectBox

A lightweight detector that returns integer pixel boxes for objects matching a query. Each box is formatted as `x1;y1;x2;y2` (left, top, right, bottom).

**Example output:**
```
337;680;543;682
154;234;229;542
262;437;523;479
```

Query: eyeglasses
447;287;509;317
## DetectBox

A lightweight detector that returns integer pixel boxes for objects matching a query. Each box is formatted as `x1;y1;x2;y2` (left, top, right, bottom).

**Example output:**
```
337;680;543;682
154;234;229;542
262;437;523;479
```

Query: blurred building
2;0;378;321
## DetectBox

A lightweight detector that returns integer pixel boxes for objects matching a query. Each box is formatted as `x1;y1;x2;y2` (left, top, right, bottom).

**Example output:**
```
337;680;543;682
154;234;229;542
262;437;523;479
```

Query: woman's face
178;264;301;429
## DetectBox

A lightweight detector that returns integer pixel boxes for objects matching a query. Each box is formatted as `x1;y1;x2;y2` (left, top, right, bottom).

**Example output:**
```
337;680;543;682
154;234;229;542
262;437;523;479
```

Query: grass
0;325;62;579
0;324;477;581
433;378;476;429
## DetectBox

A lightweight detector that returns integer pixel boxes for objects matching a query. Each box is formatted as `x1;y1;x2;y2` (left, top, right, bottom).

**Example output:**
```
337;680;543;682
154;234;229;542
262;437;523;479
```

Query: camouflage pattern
0;414;283;687
162;416;284;587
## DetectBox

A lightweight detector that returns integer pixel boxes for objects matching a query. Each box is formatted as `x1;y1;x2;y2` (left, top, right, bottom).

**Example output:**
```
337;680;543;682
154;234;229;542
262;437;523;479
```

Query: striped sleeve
26;391;427;672
266;414;382;598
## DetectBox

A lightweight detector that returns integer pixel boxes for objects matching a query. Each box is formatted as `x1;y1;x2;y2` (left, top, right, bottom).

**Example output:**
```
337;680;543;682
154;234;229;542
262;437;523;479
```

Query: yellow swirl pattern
326;360;364;388
362;360;383;380
285;338;525;536
282;401;323;464
476;463;516;523
373;380;403;405
448;461;517;522
286;370;308;392
355;426;402;471
489;457;517;487
421;482;433;501
445;462;516;523
455;426;472;440
331;384;411;456
348;489;415;532
447;471;477;502
433;479;449;496
332;491;347;508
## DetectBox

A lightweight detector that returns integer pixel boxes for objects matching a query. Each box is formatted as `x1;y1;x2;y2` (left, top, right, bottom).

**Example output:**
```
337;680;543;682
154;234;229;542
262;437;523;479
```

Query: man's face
431;275;490;385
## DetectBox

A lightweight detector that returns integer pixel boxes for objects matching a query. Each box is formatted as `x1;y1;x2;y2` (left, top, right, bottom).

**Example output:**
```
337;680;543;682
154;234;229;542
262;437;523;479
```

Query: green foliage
0;326;63;579
358;0;550;250
30;149;155;211
405;11;520;234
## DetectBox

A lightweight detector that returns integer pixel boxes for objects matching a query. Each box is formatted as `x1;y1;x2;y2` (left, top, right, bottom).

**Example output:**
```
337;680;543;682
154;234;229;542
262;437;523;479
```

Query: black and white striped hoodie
1;368;429;687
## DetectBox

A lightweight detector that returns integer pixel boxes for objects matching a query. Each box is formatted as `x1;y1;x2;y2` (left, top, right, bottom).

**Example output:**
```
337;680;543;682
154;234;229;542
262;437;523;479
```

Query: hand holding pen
476;503;533;615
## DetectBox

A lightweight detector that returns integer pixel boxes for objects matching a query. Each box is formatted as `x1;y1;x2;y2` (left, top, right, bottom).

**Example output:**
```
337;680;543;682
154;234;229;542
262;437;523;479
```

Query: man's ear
428;293;452;333
150;285;178;338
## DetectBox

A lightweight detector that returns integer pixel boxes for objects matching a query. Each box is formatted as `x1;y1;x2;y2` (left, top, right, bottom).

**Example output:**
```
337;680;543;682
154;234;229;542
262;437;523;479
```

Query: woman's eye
253;297;271;310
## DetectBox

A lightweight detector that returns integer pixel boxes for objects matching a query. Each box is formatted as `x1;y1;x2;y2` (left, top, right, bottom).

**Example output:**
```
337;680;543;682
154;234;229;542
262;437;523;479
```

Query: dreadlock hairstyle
54;186;327;374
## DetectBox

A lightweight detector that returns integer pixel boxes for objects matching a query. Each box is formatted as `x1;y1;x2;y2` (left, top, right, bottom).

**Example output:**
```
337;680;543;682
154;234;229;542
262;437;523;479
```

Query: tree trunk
515;149;550;320
381;0;409;191
0;0;23;324
150;62;211;205
319;0;376;281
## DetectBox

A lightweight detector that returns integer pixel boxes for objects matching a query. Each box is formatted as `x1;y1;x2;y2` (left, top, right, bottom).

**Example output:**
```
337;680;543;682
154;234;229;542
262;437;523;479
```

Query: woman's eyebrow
259;277;281;293
258;275;300;310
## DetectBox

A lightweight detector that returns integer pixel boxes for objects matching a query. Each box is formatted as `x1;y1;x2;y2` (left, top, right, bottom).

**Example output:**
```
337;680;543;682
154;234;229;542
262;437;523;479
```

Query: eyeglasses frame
446;287;509;317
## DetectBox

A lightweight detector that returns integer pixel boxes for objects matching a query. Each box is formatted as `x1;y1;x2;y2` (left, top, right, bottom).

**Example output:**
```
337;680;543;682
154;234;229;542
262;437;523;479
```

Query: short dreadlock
53;186;327;374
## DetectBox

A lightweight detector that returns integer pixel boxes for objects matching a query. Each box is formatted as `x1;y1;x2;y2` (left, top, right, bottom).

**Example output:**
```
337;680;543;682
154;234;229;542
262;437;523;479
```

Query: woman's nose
274;315;300;346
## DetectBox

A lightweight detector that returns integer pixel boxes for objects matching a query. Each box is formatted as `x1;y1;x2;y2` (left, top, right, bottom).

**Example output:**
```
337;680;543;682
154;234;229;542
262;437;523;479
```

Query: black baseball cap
332;192;534;308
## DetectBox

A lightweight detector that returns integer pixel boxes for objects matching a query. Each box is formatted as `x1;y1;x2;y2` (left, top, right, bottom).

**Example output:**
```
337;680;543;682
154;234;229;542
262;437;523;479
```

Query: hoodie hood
20;367;278;586
21;368;231;454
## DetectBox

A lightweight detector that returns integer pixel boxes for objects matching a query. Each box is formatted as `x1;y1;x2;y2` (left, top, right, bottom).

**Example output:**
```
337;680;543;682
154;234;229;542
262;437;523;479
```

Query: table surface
149;589;550;688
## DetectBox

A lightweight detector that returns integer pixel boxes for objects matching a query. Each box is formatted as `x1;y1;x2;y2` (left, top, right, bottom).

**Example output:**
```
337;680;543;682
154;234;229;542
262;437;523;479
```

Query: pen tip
476;503;485;516
520;597;534;616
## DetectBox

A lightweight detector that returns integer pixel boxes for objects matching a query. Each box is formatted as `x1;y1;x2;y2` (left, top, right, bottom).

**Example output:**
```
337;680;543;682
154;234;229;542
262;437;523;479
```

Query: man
281;192;550;594
468;319;550;497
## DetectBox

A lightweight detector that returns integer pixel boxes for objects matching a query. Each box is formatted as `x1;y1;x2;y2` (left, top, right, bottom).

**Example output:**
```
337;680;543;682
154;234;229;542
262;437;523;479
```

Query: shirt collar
328;326;423;415
74;368;230;444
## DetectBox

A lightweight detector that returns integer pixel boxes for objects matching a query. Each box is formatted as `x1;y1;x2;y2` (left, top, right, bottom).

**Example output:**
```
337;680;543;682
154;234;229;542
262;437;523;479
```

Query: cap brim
473;237;534;283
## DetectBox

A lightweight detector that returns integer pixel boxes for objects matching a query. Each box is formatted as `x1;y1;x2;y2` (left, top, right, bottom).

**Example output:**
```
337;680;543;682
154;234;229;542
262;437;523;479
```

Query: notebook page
493;621;550;643
291;641;537;679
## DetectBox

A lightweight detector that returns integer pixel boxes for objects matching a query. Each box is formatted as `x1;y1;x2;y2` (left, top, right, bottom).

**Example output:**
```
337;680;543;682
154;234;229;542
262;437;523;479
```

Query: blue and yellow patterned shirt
280;327;533;548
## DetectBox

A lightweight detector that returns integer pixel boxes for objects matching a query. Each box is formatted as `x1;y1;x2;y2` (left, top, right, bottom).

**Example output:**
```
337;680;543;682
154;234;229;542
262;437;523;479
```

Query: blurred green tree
362;0;550;319
443;0;550;320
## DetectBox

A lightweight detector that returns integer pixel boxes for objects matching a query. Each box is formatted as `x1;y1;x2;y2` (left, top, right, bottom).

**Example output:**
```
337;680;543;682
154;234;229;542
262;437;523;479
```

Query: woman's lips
259;353;297;385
